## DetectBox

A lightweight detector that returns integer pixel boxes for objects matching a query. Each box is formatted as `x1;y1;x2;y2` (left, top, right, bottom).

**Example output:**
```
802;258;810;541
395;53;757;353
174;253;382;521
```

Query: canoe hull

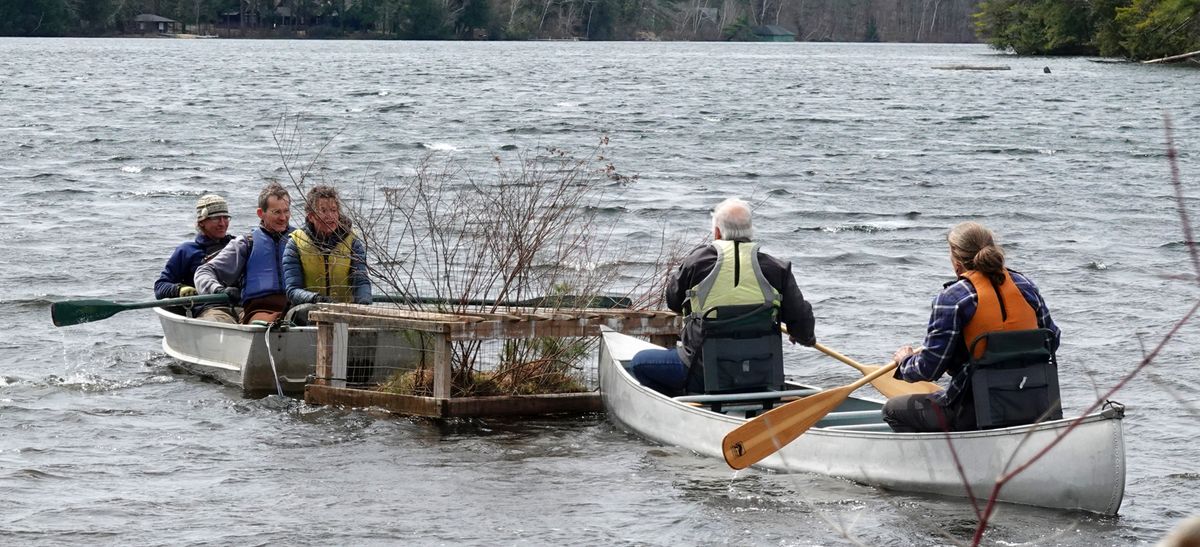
599;329;1125;515
156;308;422;395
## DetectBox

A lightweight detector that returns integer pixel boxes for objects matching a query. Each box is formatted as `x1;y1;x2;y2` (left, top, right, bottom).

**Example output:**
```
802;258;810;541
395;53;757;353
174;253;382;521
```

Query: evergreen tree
583;0;613;40
0;0;71;35
1114;0;1200;59
457;0;490;37
1091;0;1131;56
974;0;1096;55
864;15;879;42
404;0;448;38
75;0;117;33
722;14;753;41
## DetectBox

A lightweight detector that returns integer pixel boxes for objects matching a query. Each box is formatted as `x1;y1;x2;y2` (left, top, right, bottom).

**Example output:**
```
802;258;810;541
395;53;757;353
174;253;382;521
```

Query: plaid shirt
896;269;1060;405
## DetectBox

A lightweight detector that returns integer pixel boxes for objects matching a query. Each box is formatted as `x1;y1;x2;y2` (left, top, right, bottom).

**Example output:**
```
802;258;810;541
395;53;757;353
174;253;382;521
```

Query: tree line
4;0;1197;56
0;0;985;40
975;0;1200;60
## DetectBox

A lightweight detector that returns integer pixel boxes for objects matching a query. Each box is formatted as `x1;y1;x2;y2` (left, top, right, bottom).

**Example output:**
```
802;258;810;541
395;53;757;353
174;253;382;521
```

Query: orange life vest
961;269;1038;357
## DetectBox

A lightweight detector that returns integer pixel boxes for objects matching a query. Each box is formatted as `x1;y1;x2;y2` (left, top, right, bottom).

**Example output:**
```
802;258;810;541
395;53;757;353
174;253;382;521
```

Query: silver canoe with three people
154;182;403;394
155;191;1125;515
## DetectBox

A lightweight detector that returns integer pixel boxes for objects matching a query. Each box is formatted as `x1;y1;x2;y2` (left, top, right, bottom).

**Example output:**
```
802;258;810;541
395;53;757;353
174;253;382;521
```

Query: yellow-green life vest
687;240;780;318
289;229;357;303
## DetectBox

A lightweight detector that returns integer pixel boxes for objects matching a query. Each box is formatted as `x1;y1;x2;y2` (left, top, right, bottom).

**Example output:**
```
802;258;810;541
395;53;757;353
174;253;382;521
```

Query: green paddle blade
51;300;126;327
51;294;231;327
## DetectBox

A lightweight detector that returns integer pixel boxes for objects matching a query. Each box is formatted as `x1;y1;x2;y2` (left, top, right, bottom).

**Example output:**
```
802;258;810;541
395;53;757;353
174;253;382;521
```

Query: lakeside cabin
132;14;181;34
752;25;795;42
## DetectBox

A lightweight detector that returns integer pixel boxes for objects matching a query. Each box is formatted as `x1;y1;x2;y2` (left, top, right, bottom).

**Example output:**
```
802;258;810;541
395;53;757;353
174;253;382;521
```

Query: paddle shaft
373;293;631;308
51;293;232;327
814;343;872;374
814;342;942;397
841;359;899;392
125;293;230;311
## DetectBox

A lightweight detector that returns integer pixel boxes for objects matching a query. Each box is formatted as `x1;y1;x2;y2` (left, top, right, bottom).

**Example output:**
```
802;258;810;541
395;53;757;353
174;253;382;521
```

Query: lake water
1;38;1198;545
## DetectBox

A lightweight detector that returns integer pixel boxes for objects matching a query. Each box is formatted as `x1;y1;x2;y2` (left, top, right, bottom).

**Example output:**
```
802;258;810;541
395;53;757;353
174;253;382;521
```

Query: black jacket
666;242;817;370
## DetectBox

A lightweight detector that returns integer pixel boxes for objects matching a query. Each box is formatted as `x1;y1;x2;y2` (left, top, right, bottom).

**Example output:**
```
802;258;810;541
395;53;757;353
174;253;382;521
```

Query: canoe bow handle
730;442;745;457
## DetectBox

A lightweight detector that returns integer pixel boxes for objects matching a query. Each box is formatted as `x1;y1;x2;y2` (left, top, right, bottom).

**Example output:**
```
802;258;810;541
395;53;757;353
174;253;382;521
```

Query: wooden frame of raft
304;303;680;418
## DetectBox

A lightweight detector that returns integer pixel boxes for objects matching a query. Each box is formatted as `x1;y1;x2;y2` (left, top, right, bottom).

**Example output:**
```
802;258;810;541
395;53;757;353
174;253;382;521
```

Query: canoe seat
967;328;1062;429
693;303;784;394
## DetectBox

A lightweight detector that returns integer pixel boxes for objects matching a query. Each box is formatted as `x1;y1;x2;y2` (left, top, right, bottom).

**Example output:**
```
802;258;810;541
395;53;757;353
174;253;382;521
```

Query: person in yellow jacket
282;185;371;309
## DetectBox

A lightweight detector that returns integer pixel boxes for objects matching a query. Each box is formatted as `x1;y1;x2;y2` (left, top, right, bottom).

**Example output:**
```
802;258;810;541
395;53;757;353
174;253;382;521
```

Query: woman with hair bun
883;222;1061;432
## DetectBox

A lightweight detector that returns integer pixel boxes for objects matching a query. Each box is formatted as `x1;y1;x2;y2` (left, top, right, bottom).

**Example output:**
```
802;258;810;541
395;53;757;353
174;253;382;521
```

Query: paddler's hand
892;345;916;365
222;286;241;303
788;334;816;347
178;285;197;297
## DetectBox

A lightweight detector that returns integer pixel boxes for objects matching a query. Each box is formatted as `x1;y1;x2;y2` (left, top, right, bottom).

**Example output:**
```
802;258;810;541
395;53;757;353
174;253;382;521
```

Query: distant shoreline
4;33;986;45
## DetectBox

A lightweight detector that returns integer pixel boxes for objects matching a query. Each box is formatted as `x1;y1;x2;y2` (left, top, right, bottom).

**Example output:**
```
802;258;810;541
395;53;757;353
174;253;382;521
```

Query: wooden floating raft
304;303;681;418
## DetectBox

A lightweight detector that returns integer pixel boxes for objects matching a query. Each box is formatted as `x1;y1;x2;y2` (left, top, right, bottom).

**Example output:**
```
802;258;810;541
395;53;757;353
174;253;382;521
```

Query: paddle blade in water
51;300;123;327
722;385;853;470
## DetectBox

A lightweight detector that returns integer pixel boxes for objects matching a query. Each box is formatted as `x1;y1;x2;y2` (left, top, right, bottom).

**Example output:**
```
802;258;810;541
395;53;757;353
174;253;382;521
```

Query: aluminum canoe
598;328;1126;515
155;307;419;395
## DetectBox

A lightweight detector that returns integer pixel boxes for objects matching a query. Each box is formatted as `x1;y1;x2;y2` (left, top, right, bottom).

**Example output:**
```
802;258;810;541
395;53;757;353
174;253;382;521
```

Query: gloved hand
789;334;816;347
178;285;197;297
313;296;333;304
290;306;312;325
222;286;241;303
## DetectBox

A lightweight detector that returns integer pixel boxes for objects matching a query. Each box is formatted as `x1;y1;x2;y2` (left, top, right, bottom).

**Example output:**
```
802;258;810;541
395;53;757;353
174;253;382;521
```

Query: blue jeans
629;349;687;396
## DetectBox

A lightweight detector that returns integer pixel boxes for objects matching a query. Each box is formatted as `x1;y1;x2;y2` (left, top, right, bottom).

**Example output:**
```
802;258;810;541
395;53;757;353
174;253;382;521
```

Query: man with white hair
631;197;816;395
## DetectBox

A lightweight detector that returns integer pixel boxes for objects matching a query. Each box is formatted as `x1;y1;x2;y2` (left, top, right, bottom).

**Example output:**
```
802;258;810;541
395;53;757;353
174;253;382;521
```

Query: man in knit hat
154;194;237;323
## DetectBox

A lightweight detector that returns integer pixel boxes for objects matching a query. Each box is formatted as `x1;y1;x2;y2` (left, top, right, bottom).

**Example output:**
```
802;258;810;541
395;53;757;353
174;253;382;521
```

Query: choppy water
1;38;1199;545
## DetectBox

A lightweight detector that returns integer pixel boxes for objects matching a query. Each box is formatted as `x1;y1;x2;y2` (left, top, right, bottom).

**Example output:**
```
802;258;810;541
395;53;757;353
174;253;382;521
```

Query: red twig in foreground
968;113;1195;546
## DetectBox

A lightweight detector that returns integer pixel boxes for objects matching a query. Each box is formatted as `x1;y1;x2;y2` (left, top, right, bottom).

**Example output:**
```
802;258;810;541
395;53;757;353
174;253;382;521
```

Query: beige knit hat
195;194;231;222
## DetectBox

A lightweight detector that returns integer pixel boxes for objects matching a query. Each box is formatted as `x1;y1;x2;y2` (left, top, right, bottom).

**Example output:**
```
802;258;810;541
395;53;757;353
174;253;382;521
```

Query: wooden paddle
51;294;231;327
814;343;941;398
722;360;899;470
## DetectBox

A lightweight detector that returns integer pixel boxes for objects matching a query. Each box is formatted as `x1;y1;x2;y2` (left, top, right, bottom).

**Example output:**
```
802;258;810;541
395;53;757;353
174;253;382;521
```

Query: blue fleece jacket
154;234;234;299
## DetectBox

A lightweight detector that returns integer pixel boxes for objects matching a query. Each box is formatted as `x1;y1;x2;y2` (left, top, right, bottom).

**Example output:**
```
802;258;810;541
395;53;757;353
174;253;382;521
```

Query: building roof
752;25;795;37
134;14;178;23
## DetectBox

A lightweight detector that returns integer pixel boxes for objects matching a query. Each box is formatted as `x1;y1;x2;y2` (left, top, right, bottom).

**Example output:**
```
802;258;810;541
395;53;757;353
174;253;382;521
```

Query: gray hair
712;198;753;241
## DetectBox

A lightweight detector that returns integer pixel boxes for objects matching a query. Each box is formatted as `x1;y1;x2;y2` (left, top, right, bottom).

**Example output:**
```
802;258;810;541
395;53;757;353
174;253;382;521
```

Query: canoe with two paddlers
598;328;1126;515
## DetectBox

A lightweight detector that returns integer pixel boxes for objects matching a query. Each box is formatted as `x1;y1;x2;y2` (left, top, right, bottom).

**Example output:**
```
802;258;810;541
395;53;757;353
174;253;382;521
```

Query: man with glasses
196;182;295;324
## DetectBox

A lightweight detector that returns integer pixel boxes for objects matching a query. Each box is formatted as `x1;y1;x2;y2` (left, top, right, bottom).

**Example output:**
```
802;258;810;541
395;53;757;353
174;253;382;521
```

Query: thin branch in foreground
966;112;1197;545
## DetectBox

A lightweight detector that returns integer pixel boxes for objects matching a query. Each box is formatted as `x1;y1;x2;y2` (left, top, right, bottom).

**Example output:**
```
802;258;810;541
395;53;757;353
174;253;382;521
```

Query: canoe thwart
814;409;883;426
675;388;819;404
